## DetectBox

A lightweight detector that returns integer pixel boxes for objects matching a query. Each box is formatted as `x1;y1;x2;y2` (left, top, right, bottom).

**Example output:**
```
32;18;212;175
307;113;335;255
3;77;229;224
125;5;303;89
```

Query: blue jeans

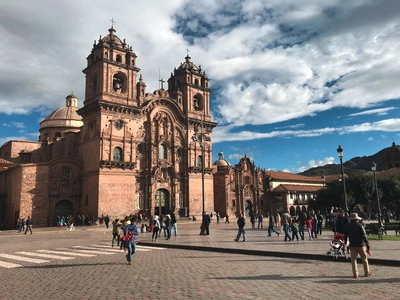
283;224;291;241
171;223;178;236
126;241;136;263
268;225;279;236
298;224;305;240
235;227;247;241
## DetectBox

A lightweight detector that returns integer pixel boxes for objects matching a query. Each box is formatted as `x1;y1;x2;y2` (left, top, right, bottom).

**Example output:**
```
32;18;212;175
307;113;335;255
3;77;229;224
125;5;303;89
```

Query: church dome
101;27;124;47
40;93;83;130
214;151;230;167
177;55;199;72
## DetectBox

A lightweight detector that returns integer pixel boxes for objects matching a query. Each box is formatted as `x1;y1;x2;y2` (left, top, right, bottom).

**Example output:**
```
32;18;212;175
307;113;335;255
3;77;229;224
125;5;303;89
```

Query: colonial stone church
0;26;216;227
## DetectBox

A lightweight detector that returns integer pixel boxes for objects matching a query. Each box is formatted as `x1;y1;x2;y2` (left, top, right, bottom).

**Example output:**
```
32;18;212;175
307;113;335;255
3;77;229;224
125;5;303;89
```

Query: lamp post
336;145;349;214
192;116;211;235
371;162;383;228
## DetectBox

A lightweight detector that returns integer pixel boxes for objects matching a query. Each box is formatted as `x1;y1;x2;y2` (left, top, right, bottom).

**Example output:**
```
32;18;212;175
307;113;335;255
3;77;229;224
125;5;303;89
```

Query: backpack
123;230;133;242
153;220;157;226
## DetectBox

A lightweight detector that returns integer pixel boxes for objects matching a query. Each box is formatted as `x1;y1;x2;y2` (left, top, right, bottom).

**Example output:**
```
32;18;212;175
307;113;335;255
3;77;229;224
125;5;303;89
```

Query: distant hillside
299;147;388;176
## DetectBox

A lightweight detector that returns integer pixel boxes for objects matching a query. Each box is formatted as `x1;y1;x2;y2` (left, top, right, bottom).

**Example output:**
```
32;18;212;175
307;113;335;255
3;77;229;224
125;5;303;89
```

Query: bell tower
167;54;211;122
83;26;141;107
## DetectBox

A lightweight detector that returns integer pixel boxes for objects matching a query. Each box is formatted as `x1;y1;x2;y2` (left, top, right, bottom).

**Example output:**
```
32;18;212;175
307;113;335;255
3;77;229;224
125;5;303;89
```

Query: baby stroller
327;233;348;259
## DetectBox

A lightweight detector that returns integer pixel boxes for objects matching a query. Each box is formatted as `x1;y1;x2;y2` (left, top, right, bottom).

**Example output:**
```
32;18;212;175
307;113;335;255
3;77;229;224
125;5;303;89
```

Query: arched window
137;144;143;154
159;144;167;159
197;155;203;168
113;147;123;161
61;168;70;183
194;78;199;85
232;200;236;207
116;54;122;63
176;148;181;158
193;94;202;111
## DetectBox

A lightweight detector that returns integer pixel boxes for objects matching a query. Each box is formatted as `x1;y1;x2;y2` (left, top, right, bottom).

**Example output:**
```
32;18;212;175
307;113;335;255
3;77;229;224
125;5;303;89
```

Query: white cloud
296;156;335;173
348;107;397;117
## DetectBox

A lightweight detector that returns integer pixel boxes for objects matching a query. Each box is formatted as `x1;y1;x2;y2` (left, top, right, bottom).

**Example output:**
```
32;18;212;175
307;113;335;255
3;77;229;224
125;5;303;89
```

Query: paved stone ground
0;221;399;299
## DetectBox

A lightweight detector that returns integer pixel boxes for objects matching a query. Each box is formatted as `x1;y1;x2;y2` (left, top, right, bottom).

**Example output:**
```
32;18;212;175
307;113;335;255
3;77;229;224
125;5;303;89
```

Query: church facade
0;27;216;228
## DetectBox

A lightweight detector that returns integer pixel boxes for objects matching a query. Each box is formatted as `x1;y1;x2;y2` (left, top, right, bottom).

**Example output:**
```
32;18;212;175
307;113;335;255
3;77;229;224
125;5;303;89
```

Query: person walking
165;215;171;240
203;212;211;235
316;210;323;235
216;213;220;225
306;215;313;240
105;215;110;229
250;213;256;229
336;209;349;234
225;214;230;224
258;212;264;229
267;214;279;237
152;215;160;241
234;213;247;242
170;212;178;237
24;216;33;234
112;218;121;247
81;214;85;227
291;218;299;241
281;211;292;241
344;213;372;279
122;220;139;265
298;211;306;240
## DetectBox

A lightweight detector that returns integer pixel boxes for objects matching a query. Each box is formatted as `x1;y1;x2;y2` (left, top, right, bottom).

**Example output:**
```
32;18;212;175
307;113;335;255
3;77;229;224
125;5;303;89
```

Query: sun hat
350;213;362;220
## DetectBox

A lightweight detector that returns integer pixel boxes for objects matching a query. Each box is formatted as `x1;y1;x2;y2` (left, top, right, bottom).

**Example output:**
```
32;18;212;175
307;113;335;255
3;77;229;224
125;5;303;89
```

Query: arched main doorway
54;200;73;225
245;200;252;217
154;189;169;216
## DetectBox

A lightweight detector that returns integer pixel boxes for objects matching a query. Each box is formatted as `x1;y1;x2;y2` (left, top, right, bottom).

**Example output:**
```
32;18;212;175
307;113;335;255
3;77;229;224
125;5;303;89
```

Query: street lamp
371;162;383;228
192;115;212;235
336;145;349;215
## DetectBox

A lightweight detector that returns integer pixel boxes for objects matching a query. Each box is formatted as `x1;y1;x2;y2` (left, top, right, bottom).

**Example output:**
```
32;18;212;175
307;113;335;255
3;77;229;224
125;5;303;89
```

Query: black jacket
237;217;246;228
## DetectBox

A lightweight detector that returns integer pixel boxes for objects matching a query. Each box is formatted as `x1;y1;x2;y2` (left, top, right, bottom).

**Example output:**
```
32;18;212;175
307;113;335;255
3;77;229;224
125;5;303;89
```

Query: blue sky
1;0;399;173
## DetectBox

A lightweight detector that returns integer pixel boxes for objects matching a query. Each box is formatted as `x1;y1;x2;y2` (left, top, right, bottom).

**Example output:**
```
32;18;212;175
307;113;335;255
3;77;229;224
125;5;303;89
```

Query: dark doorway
54;200;73;226
154;189;169;216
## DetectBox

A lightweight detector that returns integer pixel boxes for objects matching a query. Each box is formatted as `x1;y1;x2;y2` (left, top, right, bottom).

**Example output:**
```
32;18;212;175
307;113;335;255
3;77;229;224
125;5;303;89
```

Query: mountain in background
299;147;387;176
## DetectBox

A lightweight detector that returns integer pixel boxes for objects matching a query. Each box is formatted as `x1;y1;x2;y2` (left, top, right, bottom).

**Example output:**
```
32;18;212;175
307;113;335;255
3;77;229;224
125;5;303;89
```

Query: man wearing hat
344;213;372;279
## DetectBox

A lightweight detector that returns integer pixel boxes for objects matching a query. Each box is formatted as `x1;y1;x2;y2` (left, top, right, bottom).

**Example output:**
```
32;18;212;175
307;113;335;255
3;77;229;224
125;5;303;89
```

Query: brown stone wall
97;170;137;219
18;164;50;227
188;173;214;219
213;173;227;216
80;174;99;217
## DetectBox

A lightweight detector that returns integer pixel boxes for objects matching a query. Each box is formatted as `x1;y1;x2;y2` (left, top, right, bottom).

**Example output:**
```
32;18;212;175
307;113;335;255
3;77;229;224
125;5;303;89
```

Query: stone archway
54;200;73;226
154;189;170;216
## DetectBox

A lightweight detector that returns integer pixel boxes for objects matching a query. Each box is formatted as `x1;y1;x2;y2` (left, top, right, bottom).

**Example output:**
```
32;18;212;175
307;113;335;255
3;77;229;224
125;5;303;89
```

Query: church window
105;51;108;59
113;147;123;161
197;155;203;168
232;200;236;207
116;54;122;63
194;94;202;111
61;168;70;183
132;59;135;66
176;148;181;158
244;176;250;184
195;78;199;86
201;77;205;87
159;144;167;159
137;144;143;154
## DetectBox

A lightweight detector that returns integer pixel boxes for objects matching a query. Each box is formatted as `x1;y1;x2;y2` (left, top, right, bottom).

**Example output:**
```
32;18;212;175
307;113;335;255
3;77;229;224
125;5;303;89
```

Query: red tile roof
273;184;321;193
